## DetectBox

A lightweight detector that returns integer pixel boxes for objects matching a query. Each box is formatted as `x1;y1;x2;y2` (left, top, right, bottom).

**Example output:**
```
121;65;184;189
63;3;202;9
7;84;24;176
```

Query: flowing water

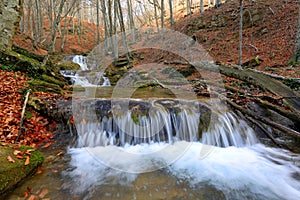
60;55;111;87
5;98;300;200
5;55;300;199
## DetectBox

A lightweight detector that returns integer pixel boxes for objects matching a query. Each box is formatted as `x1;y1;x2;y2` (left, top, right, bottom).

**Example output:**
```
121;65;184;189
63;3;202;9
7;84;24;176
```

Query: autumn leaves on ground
1;1;300;154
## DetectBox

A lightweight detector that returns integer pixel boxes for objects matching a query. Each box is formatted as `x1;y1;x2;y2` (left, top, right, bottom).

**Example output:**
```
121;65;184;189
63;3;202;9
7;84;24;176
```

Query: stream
4;97;300;200
4;55;300;200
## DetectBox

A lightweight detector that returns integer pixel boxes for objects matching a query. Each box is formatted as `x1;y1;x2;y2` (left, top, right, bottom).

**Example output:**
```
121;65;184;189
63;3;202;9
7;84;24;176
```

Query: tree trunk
293;0;300;63
168;0;174;26
200;0;204;13
96;0;101;44
0;0;22;49
127;0;136;41
154;0;159;32
186;0;192;16
238;0;243;66
161;0;164;29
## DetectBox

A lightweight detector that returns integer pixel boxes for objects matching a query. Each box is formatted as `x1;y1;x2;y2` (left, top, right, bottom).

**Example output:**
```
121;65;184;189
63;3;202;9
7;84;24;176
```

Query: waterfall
64;98;300;200
73;99;257;148
72;55;88;71
60;55;111;87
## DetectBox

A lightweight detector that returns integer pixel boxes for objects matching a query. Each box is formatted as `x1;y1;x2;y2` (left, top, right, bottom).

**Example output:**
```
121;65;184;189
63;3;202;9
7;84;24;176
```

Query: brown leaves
7;155;15;163
0;70;55;147
25;156;30;166
7;148;35;165
23;186;49;200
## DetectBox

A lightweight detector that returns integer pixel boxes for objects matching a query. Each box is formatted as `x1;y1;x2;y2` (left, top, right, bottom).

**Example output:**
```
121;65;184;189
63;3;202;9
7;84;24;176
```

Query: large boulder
0;0;22;49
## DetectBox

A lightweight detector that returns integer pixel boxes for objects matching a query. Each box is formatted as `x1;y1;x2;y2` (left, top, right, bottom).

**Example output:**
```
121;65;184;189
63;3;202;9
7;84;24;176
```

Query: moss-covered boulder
27;79;63;94
0;145;44;196
56;60;81;70
0;48;47;77
41;74;66;88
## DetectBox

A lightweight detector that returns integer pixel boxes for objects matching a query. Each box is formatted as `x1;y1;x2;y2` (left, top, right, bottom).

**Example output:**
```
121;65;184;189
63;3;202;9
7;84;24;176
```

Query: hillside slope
174;0;299;77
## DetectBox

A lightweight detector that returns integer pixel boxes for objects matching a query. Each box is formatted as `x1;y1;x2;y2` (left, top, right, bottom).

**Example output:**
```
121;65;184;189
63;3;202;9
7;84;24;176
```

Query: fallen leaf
24;191;29;198
28;194;38;200
7;155;15;163
14;150;22;156
24;156;30;165
38;188;49;198
36;166;44;174
43;142;52;148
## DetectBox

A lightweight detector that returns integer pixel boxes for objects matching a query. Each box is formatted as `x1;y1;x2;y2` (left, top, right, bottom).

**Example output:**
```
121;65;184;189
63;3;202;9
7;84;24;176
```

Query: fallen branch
249;68;300;82
246;44;258;51
15;90;31;144
269;7;275;15
224;96;300;139
254;98;300;126
245;116;283;149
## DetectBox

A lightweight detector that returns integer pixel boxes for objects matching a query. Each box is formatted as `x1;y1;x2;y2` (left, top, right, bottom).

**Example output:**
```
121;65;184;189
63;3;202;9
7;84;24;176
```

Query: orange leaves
23;187;49;200
7;147;35;166
25;156;30;166
0;70;55;147
7;155;15;163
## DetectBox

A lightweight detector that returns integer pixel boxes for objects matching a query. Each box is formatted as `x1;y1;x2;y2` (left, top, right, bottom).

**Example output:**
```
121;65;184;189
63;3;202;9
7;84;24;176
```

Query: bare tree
200;0;204;13
238;0;243;66
127;0;136;41
186;0;192;16
96;0;101;43
168;0;174;26
161;0;164;29
292;0;300;63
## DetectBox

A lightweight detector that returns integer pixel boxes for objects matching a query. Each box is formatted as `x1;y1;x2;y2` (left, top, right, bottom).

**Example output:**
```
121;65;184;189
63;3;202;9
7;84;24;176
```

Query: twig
269;7;275;15
15;90;31;144
247;44;258;51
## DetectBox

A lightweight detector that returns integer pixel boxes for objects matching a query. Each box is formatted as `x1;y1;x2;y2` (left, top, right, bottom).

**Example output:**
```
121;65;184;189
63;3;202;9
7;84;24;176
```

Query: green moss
131;112;140;124
27;79;62;94
57;60;81;70
41;74;65;87
0;48;46;78
0;145;44;195
134;82;161;88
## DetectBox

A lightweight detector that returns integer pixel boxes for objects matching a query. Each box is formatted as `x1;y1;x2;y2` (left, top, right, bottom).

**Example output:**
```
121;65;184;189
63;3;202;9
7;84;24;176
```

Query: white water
60;55;111;87
66;142;300;199
74;99;257;147
65;98;300;199
72;55;88;71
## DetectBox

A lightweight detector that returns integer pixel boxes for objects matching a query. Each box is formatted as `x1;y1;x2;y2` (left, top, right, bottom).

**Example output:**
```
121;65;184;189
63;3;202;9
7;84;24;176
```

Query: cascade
72;99;257;148
60;55;111;87
72;55;88;70
64;98;300;200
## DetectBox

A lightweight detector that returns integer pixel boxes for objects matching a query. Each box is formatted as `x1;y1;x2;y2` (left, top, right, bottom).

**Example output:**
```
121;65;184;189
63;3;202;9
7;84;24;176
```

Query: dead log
254;99;300;126
224;97;300;139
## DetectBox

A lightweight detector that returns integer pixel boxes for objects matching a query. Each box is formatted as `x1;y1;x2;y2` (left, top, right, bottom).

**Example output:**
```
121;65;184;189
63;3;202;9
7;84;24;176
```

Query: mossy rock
0;48;46;78
27;79;63;94
12;45;45;62
41;74;66;87
242;57;262;68
56;60;81;70
134;81;162;88
0;145;44;196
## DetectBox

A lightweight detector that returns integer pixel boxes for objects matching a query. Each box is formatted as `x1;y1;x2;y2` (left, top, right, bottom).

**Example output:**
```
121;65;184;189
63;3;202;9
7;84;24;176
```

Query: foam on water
65;142;300;199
